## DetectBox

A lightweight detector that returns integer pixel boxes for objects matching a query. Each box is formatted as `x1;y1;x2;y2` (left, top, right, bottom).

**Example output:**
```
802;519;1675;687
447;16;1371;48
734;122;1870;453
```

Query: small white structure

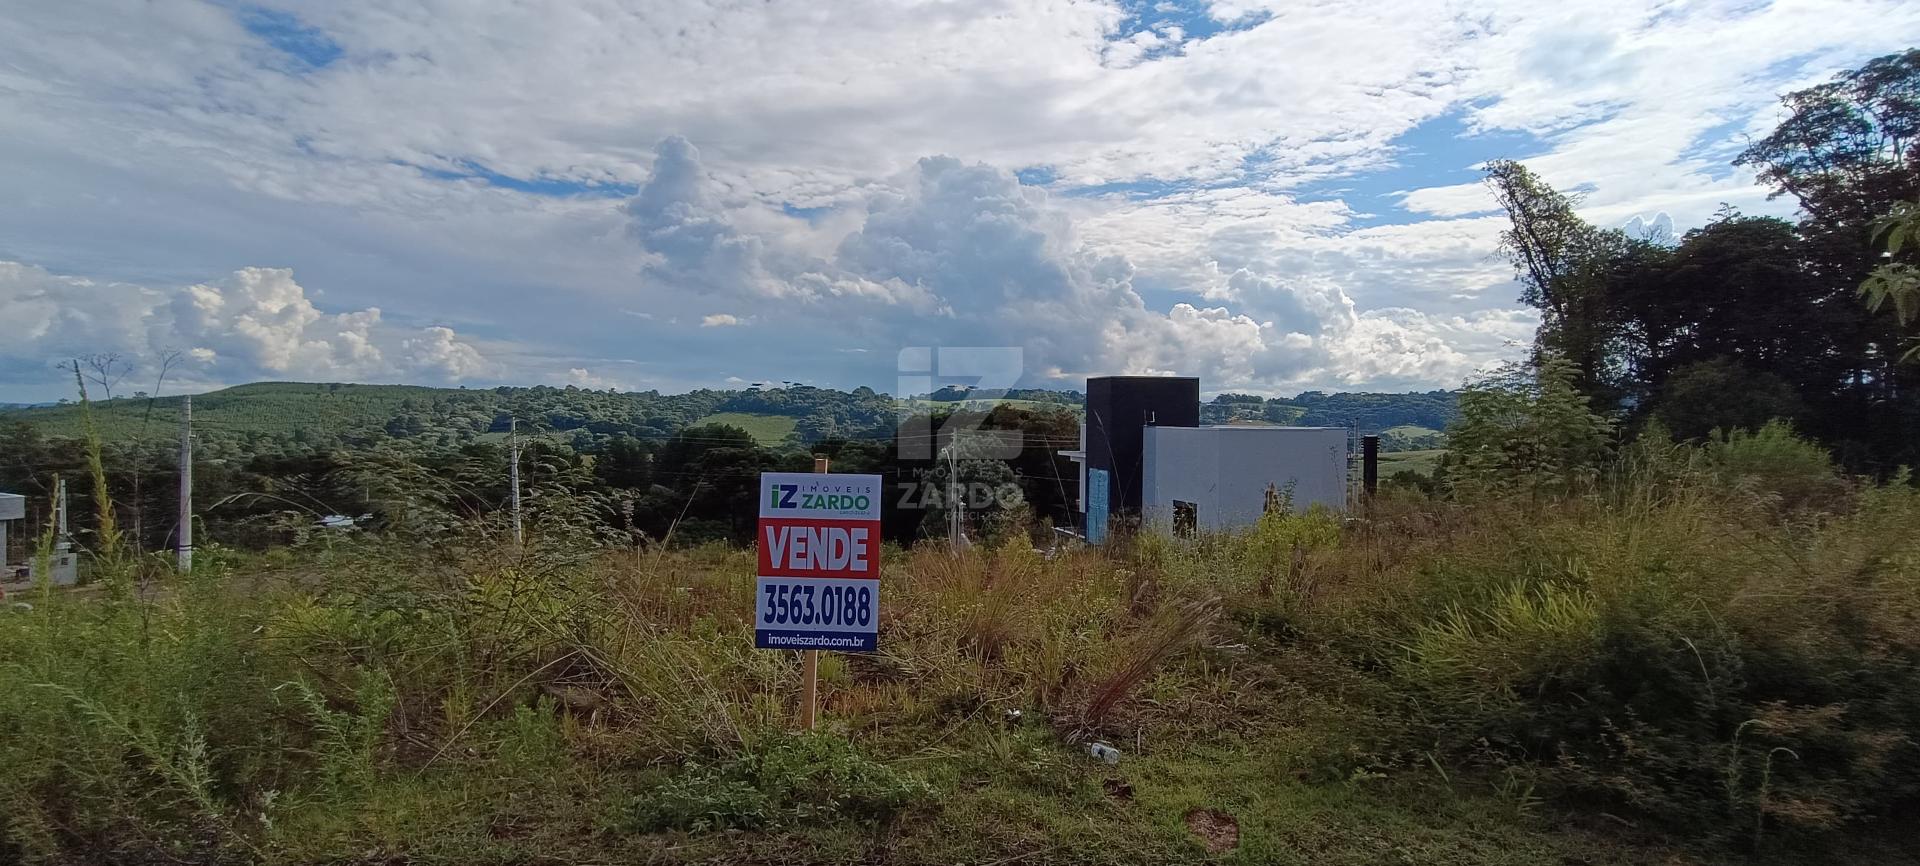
2;487;79;586
0;492;23;579
1141;426;1348;534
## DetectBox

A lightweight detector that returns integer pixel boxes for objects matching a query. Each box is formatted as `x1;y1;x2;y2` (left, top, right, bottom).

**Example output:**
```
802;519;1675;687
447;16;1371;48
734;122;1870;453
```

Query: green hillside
4;382;478;443
1202;390;1457;430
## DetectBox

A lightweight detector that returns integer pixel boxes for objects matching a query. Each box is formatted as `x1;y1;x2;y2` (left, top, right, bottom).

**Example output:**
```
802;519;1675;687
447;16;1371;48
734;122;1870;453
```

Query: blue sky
2;0;1915;402
239;6;344;69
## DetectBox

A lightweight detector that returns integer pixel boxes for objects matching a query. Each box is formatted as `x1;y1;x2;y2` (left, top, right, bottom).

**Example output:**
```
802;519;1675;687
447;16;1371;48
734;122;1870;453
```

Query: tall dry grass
0;424;1916;861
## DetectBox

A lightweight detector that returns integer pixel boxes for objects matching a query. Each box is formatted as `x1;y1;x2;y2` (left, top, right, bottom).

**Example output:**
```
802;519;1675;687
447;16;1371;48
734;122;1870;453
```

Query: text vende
756;517;880;578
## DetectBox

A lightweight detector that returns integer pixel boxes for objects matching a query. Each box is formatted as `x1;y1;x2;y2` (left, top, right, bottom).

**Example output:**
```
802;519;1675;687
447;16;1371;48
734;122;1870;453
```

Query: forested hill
1;380;1457;450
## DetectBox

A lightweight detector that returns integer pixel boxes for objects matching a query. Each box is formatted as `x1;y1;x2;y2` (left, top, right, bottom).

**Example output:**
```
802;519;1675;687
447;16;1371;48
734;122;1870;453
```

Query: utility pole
1361;434;1380;501
55;476;68;538
177;395;192;572
509;417;523;547
947;435;962;552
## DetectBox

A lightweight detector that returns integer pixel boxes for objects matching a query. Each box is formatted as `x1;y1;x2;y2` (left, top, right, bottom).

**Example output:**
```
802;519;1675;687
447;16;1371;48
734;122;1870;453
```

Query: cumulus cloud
699;313;741;327
562;367;624;390
401;326;492;380
624;137;785;300
0;261;158;364
0;260;493;389
620;137;1528;395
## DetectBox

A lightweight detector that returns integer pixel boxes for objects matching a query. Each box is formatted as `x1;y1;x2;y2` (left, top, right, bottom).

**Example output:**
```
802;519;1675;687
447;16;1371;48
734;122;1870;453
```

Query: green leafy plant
1447;355;1614;498
1862;199;1920;361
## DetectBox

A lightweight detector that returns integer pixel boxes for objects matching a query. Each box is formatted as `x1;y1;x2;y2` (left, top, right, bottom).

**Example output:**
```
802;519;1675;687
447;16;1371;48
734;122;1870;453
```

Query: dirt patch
1102;778;1134;801
1183;807;1239;854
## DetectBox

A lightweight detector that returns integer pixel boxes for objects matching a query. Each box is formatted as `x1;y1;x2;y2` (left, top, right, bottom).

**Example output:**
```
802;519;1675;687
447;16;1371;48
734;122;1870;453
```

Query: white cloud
1398;183;1498;218
700;313;742;327
402;326;492;380
0;260;493;390
562;367;624;390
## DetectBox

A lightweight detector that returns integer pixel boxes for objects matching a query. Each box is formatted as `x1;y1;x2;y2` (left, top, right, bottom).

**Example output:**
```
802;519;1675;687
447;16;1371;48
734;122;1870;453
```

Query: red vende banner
756;517;882;579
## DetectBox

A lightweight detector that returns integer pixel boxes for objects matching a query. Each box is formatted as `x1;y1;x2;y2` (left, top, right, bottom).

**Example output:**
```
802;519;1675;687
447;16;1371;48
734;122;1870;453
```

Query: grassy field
1376;448;1446;477
694;411;801;444
3;426;1917;864
1379;424;1442;439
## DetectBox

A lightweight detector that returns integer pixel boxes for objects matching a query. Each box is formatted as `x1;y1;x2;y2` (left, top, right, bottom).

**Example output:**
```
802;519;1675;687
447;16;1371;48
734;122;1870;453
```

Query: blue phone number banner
754;577;878;651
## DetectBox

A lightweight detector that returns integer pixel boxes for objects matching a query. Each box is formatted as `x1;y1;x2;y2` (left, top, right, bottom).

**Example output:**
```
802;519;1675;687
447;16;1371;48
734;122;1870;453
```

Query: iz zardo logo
768;483;872;512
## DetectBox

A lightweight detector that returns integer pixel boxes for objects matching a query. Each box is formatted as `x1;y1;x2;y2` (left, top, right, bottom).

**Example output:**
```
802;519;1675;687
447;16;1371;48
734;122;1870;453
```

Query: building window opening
1172;500;1197;538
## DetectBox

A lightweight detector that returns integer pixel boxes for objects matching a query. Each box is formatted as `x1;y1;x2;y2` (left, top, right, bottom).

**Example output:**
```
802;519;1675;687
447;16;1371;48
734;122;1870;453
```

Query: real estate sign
755;472;882;651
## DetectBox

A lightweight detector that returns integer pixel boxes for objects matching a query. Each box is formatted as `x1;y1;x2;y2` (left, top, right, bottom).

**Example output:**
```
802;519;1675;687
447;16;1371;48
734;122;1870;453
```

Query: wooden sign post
801;455;828;730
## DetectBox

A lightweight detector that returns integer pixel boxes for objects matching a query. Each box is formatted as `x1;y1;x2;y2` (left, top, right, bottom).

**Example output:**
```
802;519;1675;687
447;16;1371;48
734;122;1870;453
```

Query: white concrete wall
1143;427;1348;533
1142;427;1220;531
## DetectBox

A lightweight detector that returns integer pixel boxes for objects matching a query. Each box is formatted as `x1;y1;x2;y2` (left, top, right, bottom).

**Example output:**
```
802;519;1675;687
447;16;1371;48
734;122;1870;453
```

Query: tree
595;434;654;489
1651;359;1805;441
1735;49;1920;472
1484;160;1650;404
916;435;1020;541
1447;355;1613;498
644;424;783;543
77;352;132;401
1621;213;1860;396
1735;49;1920;233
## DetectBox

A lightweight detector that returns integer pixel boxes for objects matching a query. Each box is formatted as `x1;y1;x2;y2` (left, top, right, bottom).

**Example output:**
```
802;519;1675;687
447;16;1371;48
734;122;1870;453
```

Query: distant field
1377;448;1446;477
1381;424;1442;438
692;412;798;445
1379;424;1446;455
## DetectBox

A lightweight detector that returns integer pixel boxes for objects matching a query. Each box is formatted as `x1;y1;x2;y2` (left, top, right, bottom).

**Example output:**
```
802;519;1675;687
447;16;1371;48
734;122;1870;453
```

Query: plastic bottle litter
1087;742;1121;764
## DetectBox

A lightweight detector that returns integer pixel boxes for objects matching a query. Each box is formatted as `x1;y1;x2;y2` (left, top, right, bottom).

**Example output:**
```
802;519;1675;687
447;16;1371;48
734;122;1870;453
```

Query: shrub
1364;463;1920;844
626;733;934;832
1704;421;1852;514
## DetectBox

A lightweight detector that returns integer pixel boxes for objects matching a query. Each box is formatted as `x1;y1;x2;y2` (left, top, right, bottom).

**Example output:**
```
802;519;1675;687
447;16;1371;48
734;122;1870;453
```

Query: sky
2;0;1916;402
